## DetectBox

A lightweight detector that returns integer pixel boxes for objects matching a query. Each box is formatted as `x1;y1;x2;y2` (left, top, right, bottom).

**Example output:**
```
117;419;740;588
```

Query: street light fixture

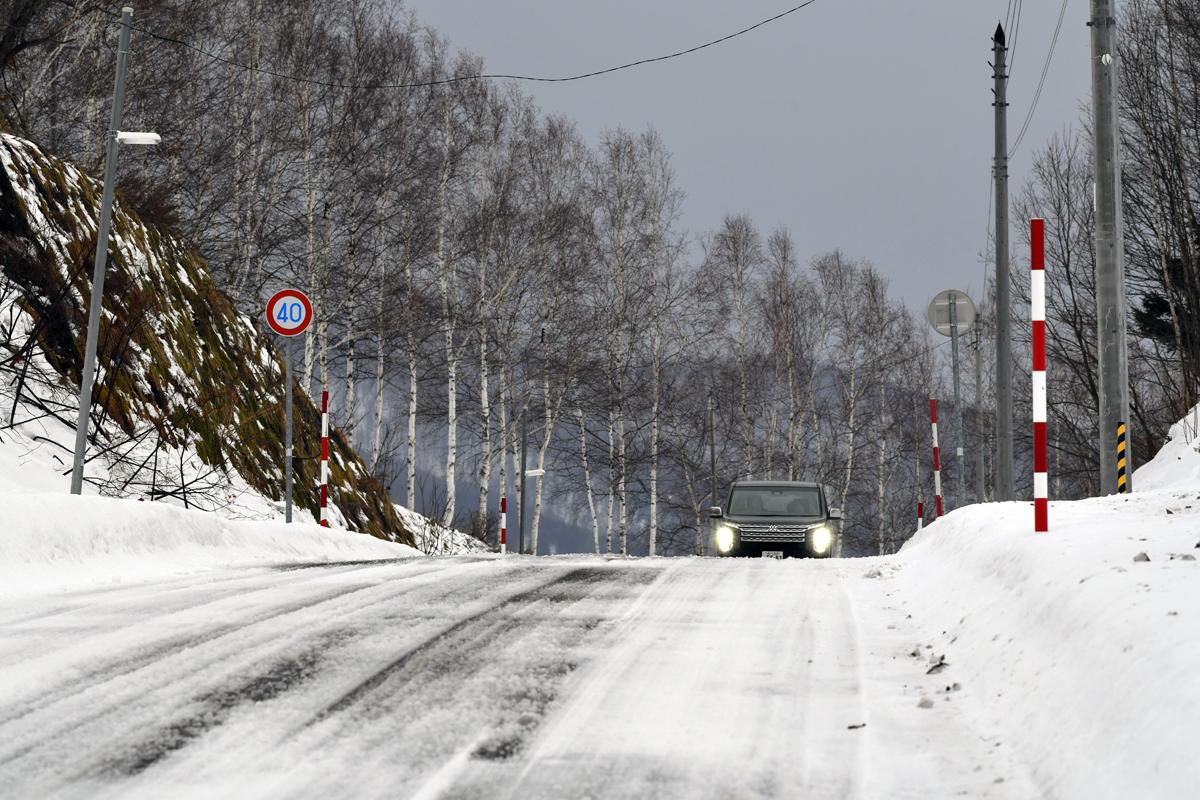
69;7;160;495
115;131;161;146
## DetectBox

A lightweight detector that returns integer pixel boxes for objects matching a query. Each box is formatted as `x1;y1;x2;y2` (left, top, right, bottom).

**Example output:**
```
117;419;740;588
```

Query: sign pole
949;291;963;508
265;288;313;524
285;337;294;524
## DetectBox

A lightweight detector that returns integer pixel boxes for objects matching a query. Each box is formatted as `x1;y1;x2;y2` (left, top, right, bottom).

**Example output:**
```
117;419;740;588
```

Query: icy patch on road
0;490;417;597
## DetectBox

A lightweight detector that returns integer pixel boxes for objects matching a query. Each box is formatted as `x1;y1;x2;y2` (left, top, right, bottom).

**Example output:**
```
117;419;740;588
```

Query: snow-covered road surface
0;556;1035;799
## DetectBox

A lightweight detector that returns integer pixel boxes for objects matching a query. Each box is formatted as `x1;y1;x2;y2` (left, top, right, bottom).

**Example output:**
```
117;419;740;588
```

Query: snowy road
0;556;1037;799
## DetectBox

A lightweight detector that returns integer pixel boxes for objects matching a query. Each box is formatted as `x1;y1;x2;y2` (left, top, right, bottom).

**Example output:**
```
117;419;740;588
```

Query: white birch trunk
649;328;661;556
369;274;386;472
838;368;859;559
605;410;615;554
578;409;601;555
343;307;356;446
435;102;456;527
618;408;627;556
406;340;417;510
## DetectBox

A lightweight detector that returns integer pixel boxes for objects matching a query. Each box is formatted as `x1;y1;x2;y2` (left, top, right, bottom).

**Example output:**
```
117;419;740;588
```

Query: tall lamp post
70;6;161;494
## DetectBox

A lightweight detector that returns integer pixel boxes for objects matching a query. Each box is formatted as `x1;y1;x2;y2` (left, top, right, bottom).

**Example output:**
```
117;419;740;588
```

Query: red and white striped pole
499;496;507;555
917;501;924;531
930;398;944;518
320;390;330;527
1031;218;1049;533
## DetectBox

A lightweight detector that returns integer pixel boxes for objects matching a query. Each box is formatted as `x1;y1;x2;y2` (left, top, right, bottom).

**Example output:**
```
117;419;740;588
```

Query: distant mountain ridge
0;133;414;545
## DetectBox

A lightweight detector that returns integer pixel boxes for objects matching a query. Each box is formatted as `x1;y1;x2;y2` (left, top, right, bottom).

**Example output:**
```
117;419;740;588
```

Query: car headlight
810;525;833;554
715;524;736;554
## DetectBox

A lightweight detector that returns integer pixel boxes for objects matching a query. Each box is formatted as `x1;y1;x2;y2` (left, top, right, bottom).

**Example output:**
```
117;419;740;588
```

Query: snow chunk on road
0;491;417;597
898;491;1200;800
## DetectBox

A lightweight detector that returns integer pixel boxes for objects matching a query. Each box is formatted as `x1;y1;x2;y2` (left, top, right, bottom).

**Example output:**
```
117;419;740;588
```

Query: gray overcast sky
405;0;1090;313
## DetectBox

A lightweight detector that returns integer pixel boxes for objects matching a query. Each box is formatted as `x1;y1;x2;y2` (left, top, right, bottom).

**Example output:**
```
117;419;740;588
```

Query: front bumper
714;522;834;557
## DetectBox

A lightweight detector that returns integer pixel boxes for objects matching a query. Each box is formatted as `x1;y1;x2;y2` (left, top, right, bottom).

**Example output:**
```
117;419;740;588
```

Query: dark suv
710;481;842;558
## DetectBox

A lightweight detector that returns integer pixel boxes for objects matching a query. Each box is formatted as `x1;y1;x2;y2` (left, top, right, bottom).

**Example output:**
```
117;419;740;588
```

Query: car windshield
728;486;822;517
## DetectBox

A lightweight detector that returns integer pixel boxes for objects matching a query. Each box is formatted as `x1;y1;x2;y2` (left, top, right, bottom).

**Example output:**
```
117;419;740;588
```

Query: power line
1009;0;1069;157
97;1;821;91
1008;0;1025;73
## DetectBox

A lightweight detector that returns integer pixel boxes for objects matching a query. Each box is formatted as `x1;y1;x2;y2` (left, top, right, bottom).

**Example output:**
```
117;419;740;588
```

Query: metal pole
519;408;528;554
708;391;717;507
949;292;963;508
993;23;1014;502
974;318;986;502
70;7;132;495
1090;0;1131;494
285;339;294;523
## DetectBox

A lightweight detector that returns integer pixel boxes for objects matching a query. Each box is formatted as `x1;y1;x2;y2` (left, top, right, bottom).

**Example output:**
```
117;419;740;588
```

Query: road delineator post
1117;423;1128;494
320;389;329;527
500;496;507;555
1031;218;1048;533
931;399;944;518
917;501;924;531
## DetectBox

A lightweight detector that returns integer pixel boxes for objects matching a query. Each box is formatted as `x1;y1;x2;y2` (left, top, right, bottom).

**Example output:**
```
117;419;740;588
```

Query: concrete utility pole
949;291;964;507
1090;0;1131;494
992;22;1014;502
974;319;986;503
70;8;132;494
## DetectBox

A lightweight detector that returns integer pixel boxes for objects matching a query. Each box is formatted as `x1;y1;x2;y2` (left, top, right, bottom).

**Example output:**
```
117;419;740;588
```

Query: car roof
731;480;821;489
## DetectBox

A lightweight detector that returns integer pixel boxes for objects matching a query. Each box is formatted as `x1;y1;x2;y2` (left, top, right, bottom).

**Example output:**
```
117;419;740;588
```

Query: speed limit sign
266;289;313;337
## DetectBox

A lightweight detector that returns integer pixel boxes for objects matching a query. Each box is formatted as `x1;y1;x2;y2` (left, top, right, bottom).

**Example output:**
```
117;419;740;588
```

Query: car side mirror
709;506;723;519
829;507;843;520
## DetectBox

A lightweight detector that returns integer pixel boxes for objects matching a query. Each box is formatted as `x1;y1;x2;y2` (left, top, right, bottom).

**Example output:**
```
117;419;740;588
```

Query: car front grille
737;523;814;543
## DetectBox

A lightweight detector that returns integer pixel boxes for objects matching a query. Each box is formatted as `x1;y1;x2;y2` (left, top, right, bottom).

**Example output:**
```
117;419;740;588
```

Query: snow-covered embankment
0;491;418;597
897;413;1200;799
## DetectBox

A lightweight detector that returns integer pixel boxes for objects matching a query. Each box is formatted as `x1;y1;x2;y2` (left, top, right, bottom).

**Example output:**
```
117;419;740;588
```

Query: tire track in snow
0;559;449;727
0;559;431;669
0;559;526;774
232;564;669;799
309;566;630;725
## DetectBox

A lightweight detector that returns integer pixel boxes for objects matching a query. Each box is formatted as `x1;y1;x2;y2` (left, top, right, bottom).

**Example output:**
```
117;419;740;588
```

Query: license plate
763;550;784;559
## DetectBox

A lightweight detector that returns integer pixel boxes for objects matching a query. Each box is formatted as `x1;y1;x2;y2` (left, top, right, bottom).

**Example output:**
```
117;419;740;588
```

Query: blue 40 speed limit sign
266;289;313;337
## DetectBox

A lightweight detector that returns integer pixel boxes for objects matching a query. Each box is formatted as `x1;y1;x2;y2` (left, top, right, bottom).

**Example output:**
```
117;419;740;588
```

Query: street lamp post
69;7;160;494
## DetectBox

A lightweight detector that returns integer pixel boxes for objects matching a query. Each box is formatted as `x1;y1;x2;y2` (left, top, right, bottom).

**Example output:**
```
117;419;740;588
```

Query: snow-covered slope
0;133;414;544
897;423;1200;799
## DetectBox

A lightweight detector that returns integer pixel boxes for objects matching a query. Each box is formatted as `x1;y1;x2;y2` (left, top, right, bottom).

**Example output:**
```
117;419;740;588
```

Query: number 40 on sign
266;289;313;337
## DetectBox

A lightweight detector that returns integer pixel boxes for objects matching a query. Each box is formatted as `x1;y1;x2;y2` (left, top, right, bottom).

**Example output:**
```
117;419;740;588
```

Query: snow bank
1133;403;1200;491
0;491;418;597
899;489;1200;798
394;503;490;555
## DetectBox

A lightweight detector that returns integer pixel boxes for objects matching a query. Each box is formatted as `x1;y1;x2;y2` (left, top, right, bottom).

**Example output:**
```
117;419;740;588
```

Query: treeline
997;0;1200;500
0;0;954;555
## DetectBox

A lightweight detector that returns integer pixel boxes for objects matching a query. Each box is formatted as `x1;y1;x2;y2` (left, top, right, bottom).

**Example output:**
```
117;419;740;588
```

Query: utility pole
70;8;132;495
949;291;964;508
992;22;1014;502
974;319;986;503
708;391;718;507
1090;0;1131;494
518;407;528;554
